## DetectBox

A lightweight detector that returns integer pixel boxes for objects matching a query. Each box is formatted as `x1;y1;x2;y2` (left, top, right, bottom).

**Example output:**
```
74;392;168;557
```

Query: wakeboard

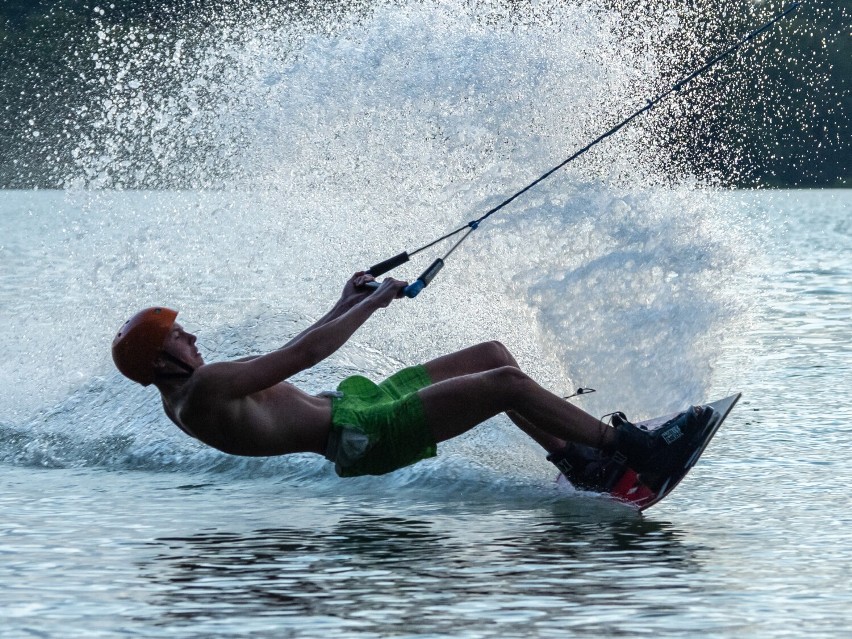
553;393;741;511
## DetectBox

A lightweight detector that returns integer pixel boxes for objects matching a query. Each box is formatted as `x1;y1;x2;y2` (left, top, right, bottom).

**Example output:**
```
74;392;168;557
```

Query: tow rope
364;2;800;298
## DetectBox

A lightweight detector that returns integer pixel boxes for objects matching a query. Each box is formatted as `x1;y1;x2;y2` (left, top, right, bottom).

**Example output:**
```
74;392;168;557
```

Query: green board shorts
324;365;437;477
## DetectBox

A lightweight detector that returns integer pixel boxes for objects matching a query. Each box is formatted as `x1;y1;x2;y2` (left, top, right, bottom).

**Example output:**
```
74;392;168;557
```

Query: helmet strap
155;351;196;381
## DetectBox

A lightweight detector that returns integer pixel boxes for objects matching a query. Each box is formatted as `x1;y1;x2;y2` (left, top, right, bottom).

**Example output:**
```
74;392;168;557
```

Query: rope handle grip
404;258;444;298
360;258;445;298
366;252;410;277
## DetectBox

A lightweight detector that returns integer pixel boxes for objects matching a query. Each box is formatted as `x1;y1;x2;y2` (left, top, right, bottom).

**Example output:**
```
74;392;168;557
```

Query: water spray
364;2;801;298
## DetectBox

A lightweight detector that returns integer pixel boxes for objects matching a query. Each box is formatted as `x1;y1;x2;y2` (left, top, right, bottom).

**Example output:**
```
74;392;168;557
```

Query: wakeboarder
112;273;711;478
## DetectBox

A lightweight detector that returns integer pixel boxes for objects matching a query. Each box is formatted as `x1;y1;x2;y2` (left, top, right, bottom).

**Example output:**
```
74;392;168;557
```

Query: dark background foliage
1;0;848;188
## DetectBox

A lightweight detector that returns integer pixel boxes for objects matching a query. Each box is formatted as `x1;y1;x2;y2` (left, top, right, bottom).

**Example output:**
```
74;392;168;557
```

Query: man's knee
479;340;519;369
486;365;530;393
488;365;534;410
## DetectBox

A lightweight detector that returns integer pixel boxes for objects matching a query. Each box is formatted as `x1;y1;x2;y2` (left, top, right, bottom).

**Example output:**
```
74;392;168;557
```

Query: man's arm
230;272;378;363
282;271;377;347
195;277;406;398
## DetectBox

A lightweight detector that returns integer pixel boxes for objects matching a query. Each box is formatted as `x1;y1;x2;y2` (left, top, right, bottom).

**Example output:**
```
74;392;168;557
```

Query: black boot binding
548;405;717;493
612;405;717;490
547;443;628;492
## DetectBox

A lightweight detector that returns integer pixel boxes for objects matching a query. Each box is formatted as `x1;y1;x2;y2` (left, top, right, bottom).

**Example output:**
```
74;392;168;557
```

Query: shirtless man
112;272;708;479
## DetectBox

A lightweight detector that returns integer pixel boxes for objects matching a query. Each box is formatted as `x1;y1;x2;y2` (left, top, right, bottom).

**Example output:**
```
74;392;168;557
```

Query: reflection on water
141;507;709;636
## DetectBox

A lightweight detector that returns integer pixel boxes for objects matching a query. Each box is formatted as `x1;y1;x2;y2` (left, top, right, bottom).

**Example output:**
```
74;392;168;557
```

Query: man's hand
362;277;407;309
339;271;376;308
341;272;407;310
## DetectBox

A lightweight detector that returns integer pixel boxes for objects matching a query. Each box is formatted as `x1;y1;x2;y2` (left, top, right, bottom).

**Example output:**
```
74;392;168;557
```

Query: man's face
162;322;204;368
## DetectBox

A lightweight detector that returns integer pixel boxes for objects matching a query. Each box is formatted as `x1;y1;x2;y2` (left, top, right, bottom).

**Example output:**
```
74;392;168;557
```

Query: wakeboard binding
549;394;741;510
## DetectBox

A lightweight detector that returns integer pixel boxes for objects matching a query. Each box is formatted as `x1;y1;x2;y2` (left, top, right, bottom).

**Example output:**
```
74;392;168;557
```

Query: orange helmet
112;307;178;386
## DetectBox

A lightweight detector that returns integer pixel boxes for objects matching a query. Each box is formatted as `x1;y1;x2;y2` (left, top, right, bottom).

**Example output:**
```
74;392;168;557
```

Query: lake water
2;188;849;638
2;1;850;636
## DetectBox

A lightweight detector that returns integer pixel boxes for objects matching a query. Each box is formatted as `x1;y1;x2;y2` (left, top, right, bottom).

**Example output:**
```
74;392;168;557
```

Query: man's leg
417;365;615;450
422;342;570;451
422;341;516;381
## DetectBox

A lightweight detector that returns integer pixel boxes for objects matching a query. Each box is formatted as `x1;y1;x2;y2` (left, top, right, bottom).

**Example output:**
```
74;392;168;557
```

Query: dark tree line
1;0;847;188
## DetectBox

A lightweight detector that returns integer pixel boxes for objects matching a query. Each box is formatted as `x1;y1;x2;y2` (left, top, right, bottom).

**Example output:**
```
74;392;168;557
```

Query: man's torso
166;377;333;457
